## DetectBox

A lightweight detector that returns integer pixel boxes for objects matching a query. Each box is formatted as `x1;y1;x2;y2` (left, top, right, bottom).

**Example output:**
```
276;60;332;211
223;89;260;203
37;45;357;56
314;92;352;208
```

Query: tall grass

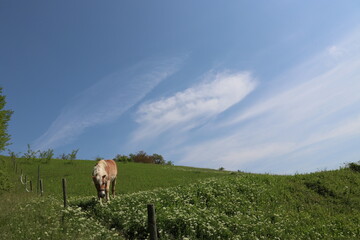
0;157;121;239
2;156;360;239
73;169;360;239
0;156;230;239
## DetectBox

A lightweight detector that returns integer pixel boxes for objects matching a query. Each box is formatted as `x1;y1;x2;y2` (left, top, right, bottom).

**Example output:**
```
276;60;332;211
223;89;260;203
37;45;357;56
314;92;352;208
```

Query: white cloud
131;71;257;142
33;57;182;150
176;28;360;173
327;45;344;57
179;114;360;172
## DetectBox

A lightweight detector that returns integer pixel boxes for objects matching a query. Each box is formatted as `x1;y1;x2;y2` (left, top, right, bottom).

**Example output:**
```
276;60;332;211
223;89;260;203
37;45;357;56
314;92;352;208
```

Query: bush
113;154;131;163
39;149;54;163
22;144;38;162
114;151;170;165
7;150;18;165
68;149;79;160
59;153;69;160
348;162;360;172
59;149;79;161
130;151;154;164
152;153;165;164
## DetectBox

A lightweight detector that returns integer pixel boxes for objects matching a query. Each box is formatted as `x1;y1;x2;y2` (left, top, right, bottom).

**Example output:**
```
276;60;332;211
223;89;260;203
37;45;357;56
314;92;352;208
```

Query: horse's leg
106;180;111;203
112;178;116;198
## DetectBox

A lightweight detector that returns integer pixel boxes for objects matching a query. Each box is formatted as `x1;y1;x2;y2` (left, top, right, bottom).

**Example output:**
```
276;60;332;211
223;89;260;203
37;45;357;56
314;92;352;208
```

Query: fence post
25;176;30;192
20;169;23;184
147;204;158;240
62;178;67;208
37;165;40;194
30;180;33;192
40;179;44;196
20;171;25;185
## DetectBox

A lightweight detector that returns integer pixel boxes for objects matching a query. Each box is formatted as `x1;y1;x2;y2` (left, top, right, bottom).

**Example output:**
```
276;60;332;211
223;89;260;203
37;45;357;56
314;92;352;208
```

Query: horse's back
103;159;118;179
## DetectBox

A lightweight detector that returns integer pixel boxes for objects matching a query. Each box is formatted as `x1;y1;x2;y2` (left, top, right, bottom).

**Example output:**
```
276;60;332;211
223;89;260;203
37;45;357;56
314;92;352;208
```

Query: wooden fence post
62;178;67;208
147;204;158;240
30;180;33;192
40;179;44;196
37;165;40;194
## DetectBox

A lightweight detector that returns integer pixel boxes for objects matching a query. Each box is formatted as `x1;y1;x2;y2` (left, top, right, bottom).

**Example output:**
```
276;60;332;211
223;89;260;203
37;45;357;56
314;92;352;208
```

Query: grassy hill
1;156;360;239
4;157;229;197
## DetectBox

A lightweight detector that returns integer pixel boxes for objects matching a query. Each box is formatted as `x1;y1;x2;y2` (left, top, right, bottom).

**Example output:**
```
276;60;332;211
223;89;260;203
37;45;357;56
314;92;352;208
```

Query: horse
92;159;118;204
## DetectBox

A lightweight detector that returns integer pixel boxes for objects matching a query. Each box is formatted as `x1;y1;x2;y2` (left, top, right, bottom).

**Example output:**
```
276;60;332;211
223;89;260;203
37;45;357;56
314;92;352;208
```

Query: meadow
7;157;230;197
1;156;360;239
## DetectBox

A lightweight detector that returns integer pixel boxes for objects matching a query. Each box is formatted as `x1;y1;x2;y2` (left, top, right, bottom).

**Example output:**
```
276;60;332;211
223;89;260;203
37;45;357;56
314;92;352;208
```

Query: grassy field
1;156;360;239
6;157;230;197
0;156;231;240
72;169;360;239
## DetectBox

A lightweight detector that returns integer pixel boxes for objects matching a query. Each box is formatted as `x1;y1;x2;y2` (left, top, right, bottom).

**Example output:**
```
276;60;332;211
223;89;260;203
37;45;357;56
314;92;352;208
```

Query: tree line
7;145;80;164
8;147;173;166
113;150;173;165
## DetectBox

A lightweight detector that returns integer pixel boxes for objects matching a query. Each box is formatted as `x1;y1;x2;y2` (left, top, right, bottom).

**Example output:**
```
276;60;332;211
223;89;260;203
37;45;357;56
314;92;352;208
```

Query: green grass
7;157;230;198
72;170;360;239
1;156;360;239
0;156;231;239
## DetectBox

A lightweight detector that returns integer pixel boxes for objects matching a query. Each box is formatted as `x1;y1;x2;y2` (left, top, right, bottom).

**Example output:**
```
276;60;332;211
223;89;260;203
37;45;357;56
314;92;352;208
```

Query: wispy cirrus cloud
131;71;257;143
33;57;182;150
177;28;360;173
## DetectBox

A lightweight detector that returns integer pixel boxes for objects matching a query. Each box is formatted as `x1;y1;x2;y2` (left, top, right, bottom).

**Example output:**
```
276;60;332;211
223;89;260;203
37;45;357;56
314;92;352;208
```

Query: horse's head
92;174;107;198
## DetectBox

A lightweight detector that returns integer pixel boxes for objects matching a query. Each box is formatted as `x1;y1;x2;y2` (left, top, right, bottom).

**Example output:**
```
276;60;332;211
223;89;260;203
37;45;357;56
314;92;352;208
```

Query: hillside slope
74;168;360;239
0;156;230;240
1;157;230;197
1;156;360;239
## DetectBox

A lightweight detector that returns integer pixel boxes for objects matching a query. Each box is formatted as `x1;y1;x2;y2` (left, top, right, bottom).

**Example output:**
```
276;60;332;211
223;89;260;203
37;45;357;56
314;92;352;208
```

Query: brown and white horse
92;159;118;204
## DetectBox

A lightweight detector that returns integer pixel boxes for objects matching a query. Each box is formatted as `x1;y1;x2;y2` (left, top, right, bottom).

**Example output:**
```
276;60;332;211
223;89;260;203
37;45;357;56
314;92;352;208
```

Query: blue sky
1;1;360;173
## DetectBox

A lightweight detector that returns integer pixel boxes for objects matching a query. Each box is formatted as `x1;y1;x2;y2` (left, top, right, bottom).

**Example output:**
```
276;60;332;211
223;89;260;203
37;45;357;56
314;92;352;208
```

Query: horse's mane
93;160;107;177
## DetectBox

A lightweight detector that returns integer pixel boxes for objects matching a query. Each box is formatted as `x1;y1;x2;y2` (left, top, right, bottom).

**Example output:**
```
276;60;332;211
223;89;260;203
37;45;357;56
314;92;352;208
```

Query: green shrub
113;154;131;163
348;162;360;172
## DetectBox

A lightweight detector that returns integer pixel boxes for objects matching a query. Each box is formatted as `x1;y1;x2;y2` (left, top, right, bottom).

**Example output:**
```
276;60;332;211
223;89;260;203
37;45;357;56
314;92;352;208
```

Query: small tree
39;149;54;163
166;160;174;166
59;149;79;164
347;161;360;172
152;153;165;165
0;87;13;152
8;150;18;165
59;153;69;160
114;154;131;163
131;151;154;164
23;144;38;162
69;149;79;160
